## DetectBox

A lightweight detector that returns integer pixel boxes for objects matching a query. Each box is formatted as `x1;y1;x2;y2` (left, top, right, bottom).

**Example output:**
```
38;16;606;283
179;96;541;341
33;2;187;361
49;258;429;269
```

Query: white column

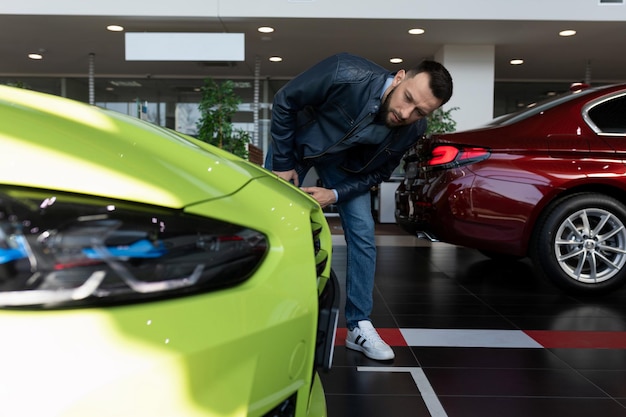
435;45;495;131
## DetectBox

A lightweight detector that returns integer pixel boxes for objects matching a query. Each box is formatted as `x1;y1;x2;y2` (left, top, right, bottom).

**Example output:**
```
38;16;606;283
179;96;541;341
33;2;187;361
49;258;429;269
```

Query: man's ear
393;69;406;86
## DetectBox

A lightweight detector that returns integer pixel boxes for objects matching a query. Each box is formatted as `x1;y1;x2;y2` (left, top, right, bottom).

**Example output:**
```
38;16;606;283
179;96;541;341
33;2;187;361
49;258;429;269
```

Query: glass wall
1;75;288;156
2;75;590;148
493;81;576;116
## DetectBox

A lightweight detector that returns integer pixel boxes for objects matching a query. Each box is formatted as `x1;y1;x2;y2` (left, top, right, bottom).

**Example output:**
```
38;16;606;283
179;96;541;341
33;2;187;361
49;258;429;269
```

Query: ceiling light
408;28;425;35
389;58;403;64
28;53;43;60
269;56;283;62
570;82;590;92
109;80;142;87
258;26;274;33
107;25;124;32
559;29;577;37
510;59;524;65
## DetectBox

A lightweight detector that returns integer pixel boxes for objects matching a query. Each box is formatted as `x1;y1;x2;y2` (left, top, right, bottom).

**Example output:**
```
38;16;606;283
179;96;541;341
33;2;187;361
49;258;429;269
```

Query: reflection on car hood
0;85;269;208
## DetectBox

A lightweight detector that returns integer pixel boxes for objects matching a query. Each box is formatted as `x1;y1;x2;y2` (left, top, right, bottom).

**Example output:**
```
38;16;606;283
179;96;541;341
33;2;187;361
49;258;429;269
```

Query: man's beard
379;86;403;128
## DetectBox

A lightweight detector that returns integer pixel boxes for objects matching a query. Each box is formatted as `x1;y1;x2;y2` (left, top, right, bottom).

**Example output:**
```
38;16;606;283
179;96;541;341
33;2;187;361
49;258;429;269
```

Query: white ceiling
1;14;625;102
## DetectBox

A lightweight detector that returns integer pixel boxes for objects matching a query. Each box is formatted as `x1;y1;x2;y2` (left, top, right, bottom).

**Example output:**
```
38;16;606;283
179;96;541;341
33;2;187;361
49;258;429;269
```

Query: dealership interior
3;1;626;416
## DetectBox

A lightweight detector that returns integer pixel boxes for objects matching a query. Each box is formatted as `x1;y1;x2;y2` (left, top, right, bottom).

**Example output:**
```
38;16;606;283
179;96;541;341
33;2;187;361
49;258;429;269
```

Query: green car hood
0;85;269;208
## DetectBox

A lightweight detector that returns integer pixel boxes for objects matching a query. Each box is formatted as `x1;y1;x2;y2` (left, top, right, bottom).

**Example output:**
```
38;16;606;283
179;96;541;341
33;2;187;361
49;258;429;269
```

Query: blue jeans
264;148;376;330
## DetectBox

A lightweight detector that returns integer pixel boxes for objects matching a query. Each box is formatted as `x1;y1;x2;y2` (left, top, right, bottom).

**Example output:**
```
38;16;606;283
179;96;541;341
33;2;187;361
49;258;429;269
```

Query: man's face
380;71;443;128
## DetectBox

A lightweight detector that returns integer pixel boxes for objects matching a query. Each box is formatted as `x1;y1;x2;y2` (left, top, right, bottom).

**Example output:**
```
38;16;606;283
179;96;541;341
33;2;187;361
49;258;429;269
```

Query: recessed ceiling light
408;28;425;35
510;59;524;65
107;25;124;32
269;56;283;62
28;53;43;60
559;29;577;37
258;26;274;33
389;58;403;64
109;80;142;87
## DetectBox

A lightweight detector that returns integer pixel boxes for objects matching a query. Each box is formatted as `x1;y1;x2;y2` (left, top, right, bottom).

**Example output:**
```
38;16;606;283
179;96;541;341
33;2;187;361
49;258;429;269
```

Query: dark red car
396;83;626;294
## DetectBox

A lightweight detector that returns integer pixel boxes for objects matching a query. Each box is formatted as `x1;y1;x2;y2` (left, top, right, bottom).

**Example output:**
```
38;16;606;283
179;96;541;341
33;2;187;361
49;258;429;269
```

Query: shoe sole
345;340;395;361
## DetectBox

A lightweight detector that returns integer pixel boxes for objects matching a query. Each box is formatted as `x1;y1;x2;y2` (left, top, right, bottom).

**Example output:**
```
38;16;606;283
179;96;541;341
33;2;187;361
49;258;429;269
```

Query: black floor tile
385;301;498;316
550;348;626;370
325;394;432;417
438;397;626;417
412;347;570;369
329;346;419;368
579;370;626;397
506;315;626;331
320;366;421;396
379;290;478;305
424;367;608;397
393;314;516;330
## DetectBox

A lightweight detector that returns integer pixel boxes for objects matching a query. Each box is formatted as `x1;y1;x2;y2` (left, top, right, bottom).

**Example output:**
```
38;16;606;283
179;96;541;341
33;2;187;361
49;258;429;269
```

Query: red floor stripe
525;330;626;349
335;328;407;346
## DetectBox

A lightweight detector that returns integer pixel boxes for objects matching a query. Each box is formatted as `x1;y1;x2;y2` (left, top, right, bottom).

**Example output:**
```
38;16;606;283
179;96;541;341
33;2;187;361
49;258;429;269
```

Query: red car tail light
427;145;490;168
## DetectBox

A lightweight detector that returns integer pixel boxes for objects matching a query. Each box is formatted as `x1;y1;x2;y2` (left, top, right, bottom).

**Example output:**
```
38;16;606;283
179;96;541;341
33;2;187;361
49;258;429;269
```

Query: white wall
0;1;219;15
436;44;495;131
2;0;623;21
217;0;625;20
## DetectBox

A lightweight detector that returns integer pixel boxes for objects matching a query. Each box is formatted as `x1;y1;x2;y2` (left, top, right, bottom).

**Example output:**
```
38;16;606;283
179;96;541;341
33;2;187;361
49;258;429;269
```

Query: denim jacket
270;53;427;201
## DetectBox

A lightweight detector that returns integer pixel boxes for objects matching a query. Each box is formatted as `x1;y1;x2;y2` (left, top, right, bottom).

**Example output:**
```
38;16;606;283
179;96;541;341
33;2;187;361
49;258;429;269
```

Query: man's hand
301;186;337;208
273;169;299;187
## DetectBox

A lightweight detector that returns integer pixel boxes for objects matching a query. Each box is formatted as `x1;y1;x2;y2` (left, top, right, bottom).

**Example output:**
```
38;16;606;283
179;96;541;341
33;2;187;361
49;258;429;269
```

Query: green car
0;85;338;417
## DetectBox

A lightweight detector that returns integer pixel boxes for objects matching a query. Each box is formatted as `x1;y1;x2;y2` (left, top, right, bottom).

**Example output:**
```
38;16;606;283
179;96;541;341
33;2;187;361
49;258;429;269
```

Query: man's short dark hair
408;60;453;106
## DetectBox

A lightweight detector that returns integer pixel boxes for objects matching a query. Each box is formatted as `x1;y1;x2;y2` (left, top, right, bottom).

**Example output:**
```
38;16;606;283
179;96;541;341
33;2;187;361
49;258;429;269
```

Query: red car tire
532;193;626;294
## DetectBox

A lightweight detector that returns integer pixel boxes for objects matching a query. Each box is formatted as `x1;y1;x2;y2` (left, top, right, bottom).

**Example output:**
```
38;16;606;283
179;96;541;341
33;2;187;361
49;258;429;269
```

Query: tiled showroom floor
321;219;626;417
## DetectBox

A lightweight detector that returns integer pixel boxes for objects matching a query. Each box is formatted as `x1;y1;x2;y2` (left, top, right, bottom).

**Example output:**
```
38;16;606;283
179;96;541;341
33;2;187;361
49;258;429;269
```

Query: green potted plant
196;78;250;159
426;106;459;135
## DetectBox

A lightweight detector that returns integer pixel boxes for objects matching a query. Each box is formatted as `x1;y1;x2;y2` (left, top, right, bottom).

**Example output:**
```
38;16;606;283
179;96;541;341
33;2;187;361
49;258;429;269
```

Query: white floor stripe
400;328;543;348
358;366;448;417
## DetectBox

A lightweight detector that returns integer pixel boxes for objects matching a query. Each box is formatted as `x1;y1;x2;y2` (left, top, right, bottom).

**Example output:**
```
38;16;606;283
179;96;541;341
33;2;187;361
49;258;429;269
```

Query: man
266;52;453;360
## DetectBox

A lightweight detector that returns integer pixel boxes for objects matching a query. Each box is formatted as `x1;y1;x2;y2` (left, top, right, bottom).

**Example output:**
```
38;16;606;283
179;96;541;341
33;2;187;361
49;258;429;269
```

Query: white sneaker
345;320;395;360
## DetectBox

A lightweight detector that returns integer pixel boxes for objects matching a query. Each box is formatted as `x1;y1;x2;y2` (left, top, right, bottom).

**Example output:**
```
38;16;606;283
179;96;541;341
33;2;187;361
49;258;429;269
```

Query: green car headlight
0;186;268;309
